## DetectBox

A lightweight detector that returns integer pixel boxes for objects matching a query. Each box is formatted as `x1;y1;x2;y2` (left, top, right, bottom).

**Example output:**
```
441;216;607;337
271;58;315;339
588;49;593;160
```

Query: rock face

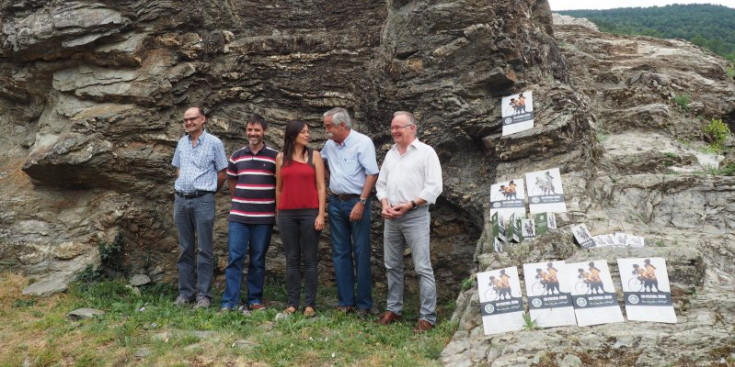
442;16;735;367
1;1;734;364
2;0;561;300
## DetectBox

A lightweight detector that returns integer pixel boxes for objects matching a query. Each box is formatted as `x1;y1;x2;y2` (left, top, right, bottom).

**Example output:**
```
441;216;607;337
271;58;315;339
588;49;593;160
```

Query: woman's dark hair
282;120;308;167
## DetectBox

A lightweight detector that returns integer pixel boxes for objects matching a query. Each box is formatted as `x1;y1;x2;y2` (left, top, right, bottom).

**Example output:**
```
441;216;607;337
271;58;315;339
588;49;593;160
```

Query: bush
703;117;731;149
674;93;690;111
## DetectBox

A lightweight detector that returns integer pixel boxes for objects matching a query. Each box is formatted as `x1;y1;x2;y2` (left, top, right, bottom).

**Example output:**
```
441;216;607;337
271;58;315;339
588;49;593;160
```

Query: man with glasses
321;107;379;316
375;111;443;333
172;106;228;309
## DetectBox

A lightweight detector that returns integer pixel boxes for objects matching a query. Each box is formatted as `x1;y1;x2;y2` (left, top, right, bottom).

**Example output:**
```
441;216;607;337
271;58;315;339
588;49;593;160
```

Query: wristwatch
359;197;367;205
410;200;417;209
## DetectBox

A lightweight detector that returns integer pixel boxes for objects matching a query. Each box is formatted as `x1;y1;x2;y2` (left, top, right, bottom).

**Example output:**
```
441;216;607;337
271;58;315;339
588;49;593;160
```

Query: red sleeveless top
278;155;319;210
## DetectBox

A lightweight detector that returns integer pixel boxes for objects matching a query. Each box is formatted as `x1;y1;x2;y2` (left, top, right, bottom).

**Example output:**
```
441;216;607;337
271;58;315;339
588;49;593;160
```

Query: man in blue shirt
172;106;228;309
321;107;379;315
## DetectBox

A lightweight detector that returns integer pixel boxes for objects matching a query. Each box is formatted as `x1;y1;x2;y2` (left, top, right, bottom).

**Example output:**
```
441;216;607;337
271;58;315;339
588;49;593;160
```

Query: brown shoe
413;319;434;333
249;303;266;311
376;311;402;325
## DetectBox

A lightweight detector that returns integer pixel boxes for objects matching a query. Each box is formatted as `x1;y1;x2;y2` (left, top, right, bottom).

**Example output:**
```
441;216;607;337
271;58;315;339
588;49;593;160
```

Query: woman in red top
276;120;326;317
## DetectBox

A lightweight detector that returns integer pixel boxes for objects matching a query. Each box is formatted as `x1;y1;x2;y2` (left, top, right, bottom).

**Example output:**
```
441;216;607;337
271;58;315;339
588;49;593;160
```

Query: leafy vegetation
560;4;735;62
674;93;690;112
0;272;457;366
702;117;732;151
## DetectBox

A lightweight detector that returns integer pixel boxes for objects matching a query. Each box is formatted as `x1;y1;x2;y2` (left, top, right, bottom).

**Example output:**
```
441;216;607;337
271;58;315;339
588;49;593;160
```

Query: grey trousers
383;205;437;324
173;193;215;301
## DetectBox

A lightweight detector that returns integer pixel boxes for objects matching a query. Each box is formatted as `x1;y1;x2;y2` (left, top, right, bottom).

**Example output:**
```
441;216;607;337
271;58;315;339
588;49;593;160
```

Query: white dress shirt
376;138;442;205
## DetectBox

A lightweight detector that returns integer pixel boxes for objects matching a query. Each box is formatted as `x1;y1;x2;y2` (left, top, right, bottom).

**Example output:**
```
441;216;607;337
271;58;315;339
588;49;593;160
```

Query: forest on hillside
559;4;735;62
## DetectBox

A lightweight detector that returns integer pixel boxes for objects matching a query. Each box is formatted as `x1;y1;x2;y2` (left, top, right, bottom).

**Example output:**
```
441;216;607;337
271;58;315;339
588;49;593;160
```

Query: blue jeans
383;205;437;324
278;209;320;309
328;196;372;311
173;193;215;301
221;221;273;309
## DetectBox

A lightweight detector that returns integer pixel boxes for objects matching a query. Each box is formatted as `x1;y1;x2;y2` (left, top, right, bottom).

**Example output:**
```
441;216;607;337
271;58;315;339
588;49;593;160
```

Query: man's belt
331;193;360;201
175;190;215;199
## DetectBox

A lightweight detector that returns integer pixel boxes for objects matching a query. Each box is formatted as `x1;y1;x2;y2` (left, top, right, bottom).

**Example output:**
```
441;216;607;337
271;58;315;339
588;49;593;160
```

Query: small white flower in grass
331;352;336;358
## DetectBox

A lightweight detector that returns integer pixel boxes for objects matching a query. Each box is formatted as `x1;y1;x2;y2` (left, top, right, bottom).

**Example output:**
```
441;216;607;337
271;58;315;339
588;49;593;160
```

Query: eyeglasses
183;116;203;123
390;124;413;131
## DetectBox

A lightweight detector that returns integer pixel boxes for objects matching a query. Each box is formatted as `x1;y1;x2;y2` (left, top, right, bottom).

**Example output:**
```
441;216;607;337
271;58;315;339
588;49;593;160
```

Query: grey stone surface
67;307;105;320
129;274;151;287
22;278;68;296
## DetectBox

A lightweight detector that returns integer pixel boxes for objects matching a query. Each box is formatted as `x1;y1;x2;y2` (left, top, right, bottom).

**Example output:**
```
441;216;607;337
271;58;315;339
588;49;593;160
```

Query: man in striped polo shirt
221;114;278;313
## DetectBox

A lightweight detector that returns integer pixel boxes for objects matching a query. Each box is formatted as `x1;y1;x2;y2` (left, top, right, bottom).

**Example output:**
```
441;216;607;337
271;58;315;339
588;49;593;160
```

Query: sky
548;0;735;11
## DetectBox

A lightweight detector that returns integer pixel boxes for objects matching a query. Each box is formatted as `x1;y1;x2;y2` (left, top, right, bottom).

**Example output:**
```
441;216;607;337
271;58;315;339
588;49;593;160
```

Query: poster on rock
477;266;525;335
617;257;677;323
526;168;567;213
523;261;577;328
501;91;534;136
490;179;526;225
565;260;624;326
572;223;596;248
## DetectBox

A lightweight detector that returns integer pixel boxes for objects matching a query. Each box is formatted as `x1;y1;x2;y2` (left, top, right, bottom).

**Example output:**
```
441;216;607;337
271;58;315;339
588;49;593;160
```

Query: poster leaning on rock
617;257;677;324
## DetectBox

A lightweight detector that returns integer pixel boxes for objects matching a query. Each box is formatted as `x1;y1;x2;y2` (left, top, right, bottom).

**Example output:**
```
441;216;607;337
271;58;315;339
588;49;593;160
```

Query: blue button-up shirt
172;130;228;192
321;129;379;195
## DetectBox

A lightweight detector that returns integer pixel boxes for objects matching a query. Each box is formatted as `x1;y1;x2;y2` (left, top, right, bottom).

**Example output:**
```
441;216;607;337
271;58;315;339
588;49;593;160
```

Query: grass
674;93;690;112
0;272;456;367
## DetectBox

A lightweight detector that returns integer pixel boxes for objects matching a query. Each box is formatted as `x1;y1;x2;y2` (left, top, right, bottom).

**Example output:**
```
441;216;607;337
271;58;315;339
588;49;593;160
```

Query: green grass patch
702;117;731;152
674;93;690;112
1;273;457;367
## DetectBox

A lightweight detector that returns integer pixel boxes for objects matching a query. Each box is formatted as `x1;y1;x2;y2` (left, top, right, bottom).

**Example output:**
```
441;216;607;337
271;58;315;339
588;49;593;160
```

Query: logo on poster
504;117;513;125
627;294;640;305
532;298;542;308
576;297;588;308
531;197;540;203
484;304;495;314
492;202;501;208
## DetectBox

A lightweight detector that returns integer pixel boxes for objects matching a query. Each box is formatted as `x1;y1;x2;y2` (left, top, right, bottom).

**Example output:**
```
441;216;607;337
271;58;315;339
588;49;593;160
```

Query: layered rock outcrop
2;1;734;365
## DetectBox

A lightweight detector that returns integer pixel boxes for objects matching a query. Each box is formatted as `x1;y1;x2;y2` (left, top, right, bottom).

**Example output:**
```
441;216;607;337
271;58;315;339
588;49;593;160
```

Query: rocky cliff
1;1;734;365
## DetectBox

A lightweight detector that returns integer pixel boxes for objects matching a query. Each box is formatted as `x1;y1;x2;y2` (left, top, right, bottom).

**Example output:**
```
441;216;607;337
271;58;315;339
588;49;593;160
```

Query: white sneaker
193;298;210;309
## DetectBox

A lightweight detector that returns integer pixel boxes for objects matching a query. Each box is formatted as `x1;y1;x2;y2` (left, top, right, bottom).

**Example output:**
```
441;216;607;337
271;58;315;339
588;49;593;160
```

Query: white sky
548;0;735;11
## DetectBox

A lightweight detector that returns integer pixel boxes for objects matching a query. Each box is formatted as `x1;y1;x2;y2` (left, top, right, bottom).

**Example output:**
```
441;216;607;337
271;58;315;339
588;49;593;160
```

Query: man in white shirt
375;111;443;333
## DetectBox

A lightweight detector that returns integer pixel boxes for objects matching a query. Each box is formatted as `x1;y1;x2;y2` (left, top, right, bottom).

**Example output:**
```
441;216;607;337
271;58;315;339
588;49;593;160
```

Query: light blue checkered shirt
172;130;228;192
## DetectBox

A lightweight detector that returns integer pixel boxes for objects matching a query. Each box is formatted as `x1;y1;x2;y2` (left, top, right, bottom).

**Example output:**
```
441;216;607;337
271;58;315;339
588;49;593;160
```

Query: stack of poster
490;179;526;224
501;91;534;136
526;168;567;214
589;232;645;248
617;258;677;323
565;260;624;326
616;233;645;247
572;224;596;248
523;261;577;328
477;267;525;335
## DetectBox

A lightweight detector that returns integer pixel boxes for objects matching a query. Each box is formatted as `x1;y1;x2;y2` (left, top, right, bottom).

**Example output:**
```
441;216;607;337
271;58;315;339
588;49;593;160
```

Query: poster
526;168;567;214
501;91;534;136
617;257;677;323
565;260;624;326
490;179;526;228
477;267;525;335
523;261;577;328
572;224;596;249
533;212;556;236
492;211;507;242
521;218;535;240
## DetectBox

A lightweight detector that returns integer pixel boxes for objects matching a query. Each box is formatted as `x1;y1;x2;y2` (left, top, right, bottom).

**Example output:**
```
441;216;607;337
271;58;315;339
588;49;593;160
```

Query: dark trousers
278;209;319;309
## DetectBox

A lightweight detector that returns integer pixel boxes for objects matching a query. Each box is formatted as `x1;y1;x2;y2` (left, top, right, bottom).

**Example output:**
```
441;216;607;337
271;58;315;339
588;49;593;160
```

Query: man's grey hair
323;107;352;128
393;111;416;126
